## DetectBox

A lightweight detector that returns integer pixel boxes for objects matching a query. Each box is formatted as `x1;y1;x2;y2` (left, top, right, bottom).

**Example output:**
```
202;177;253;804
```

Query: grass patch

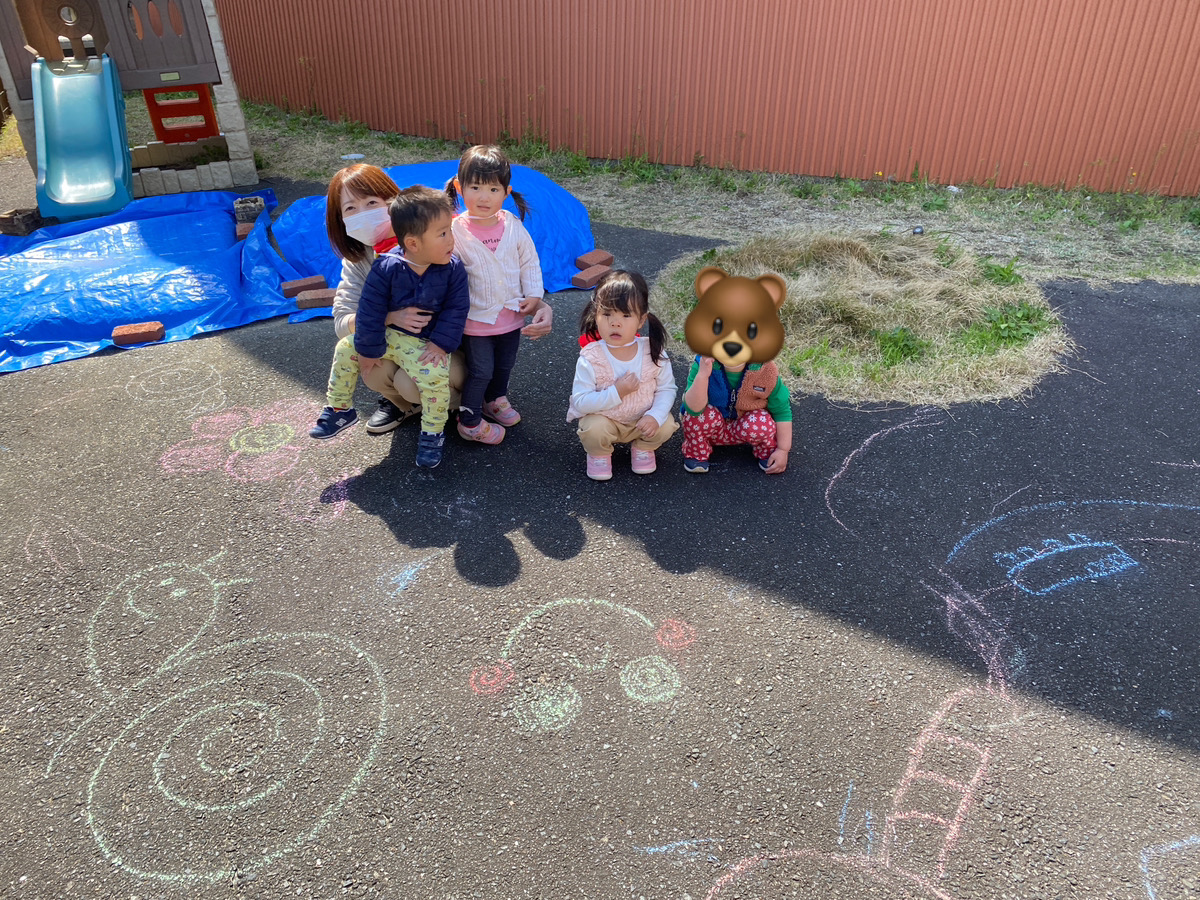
0;115;23;159
654;228;1074;406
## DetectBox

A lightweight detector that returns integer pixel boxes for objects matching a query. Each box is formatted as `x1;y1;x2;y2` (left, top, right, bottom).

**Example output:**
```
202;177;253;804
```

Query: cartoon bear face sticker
684;266;787;367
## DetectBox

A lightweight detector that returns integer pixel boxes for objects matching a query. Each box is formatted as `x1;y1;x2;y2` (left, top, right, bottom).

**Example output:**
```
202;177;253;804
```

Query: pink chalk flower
161;398;324;482
655;618;697;650
470;660;515;696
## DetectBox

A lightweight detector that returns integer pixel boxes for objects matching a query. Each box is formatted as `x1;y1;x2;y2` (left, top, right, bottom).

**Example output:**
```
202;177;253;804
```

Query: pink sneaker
483;397;521;426
631;447;657;474
457;419;505;444
586;454;613;481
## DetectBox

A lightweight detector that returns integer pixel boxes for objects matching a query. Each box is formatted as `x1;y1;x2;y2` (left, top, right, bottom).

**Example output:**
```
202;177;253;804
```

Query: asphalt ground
1;173;1199;899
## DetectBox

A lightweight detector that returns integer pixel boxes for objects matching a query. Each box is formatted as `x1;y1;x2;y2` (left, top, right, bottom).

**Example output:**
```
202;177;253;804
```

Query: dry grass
0;115;23;159
654;229;1076;406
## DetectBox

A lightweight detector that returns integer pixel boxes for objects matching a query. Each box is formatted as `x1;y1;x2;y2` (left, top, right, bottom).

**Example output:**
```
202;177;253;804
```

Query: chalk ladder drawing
44;553;388;885
992;533;1138;595
470;598;697;732
703;687;1012;900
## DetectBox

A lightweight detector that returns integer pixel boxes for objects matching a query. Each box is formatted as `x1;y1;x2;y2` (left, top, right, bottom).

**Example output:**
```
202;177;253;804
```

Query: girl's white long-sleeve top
569;338;678;426
451;211;544;325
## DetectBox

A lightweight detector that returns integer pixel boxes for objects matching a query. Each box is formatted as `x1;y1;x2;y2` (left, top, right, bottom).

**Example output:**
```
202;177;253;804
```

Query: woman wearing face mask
324;164;471;432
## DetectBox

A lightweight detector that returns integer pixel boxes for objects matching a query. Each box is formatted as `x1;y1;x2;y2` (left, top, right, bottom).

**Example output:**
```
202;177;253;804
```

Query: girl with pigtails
567;270;679;481
445;144;553;445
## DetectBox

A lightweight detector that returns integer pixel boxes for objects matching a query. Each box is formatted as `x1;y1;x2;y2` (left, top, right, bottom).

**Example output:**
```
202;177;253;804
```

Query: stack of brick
571;249;615;289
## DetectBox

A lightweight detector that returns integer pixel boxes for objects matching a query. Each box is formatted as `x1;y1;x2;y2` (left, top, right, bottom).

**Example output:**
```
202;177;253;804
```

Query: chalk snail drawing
470;599;697;732
45;554;388;885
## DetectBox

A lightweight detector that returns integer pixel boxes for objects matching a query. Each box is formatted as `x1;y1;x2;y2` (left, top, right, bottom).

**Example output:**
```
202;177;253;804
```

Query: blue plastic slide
32;54;133;221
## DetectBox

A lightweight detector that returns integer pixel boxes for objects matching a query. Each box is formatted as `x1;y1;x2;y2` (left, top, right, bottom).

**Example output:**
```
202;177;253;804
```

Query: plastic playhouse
0;0;256;224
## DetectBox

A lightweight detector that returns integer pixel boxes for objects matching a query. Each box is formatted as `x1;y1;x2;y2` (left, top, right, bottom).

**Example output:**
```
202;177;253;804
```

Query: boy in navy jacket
311;186;468;468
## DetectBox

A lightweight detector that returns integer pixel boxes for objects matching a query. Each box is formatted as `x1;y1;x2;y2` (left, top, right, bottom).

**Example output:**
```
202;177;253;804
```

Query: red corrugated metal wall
215;0;1200;195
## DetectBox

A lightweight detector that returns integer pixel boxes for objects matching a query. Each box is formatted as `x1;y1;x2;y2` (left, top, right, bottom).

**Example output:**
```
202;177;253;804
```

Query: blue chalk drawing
634;838;721;859
838;781;855;844
864;808;877;857
946;500;1200;565
1141;834;1200;900
992;533;1138;595
379;552;442;597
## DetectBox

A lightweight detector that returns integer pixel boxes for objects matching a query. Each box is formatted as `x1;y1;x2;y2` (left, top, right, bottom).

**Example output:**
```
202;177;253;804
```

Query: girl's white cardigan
451;211;544;325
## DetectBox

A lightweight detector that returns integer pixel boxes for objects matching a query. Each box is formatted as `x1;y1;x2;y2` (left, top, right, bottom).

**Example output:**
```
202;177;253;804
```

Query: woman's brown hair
325;164;402;263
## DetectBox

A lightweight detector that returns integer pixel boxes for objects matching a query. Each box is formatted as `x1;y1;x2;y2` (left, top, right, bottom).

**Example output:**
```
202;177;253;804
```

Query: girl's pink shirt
462;217;524;336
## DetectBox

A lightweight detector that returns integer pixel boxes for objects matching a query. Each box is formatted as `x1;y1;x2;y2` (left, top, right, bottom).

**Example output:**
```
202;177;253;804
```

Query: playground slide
32;55;133;221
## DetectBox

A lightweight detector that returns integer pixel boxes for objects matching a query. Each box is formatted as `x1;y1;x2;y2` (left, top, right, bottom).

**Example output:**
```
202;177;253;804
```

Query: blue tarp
277;162;593;323
0;162;594;373
0;191;296;373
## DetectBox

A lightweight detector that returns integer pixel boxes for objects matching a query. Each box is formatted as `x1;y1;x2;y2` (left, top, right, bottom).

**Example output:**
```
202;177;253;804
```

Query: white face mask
344;207;392;246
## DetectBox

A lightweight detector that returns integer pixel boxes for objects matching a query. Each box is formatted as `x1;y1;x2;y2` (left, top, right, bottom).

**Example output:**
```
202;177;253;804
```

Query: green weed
788;180;823;200
1186;205;1200;228
961;302;1052;352
981;257;1024;286
873;326;931;366
922;194;949;212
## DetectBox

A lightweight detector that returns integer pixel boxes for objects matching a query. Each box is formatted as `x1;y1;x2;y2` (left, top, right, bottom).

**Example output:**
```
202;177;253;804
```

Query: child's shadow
344;436;587;587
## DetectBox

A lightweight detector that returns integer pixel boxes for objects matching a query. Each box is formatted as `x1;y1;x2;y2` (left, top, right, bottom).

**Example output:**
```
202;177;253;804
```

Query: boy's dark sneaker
683;457;710;473
309;406;357;439
365;398;408;434
758;456;771;472
415;430;445;468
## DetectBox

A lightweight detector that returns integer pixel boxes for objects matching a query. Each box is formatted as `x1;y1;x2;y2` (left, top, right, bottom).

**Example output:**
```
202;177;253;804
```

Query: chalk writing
126;361;226;416
470;598;695;732
993;533;1138;595
825;409;944;533
1141;834;1200;900
46;555;388;884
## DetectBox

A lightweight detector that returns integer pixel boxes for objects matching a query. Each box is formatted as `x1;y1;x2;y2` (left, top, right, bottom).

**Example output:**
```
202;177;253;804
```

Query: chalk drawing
1141;834;1200;900
24;513;123;573
46;555;388;885
278;468;361;526
470;598;696;732
379;551;445;597
126;361;226;416
161;397;337;482
634;838;720;858
824;409;944;533
992;533;1138;595
945;499;1200;565
922;572;1016;689
704;687;1012;900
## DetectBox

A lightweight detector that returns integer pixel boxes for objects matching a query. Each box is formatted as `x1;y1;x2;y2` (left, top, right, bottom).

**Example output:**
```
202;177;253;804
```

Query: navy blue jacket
354;252;469;359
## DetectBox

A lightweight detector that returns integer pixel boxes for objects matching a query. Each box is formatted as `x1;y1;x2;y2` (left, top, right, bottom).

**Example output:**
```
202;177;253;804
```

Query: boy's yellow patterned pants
325;330;450;432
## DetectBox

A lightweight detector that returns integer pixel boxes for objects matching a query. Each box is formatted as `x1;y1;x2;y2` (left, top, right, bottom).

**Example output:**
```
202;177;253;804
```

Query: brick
130;145;152;168
281;275;328;297
140;167;165;196
196;164;215;191
177;168;200;193
296;288;336;309
209;161;234;189
112;321;166;345
236;221;254;240
575;248;614;270
146;140;169;166
229;157;259;186
233;195;265;223
0;208;44;236
161;169;181;194
571;264;611;290
131;172;145;199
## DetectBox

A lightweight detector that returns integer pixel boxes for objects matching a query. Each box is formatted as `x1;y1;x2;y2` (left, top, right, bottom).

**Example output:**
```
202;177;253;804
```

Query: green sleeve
765;376;792;422
681;358;704;415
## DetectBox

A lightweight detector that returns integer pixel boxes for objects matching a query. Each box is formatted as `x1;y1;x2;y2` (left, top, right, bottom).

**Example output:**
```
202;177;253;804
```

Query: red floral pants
680;406;777;461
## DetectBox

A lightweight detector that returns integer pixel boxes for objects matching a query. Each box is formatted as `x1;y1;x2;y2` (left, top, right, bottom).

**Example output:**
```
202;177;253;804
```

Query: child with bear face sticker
679;266;792;474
